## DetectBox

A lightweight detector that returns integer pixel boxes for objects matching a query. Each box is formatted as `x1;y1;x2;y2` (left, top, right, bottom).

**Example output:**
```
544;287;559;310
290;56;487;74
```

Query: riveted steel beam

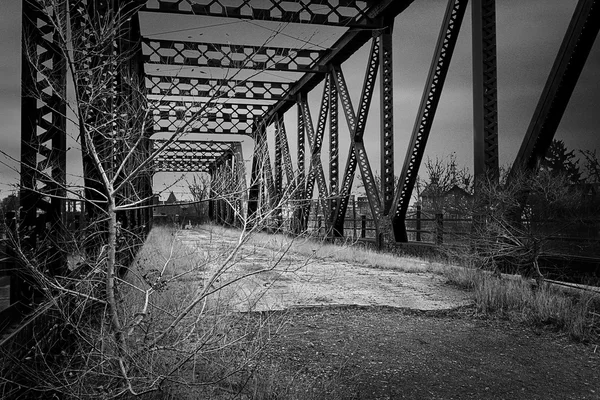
142;38;326;73
331;37;382;236
472;0;499;183
512;0;600;174
328;71;340;224
232;142;247;226
275;116;295;187
274;119;283;227
294;98;307;232
247;125;274;223
379;23;395;216
299;78;331;227
391;0;468;242
141;0;372;27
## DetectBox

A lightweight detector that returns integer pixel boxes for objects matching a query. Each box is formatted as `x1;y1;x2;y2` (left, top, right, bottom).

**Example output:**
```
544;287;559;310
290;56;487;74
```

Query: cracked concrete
177;228;472;312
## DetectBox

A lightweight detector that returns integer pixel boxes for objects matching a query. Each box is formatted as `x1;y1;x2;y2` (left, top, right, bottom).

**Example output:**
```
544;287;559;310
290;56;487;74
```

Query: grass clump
446;267;599;341
246;230;435;273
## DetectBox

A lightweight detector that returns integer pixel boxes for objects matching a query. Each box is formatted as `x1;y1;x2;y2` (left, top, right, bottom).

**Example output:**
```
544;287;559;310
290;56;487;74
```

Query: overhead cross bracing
153;140;242;173
139;0;404;140
139;0;415;231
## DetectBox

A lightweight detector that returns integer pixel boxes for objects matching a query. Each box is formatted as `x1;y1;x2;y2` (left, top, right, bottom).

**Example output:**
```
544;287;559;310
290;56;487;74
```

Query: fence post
352;195;357;239
416;204;422;242
361;215;367;239
435;213;444;245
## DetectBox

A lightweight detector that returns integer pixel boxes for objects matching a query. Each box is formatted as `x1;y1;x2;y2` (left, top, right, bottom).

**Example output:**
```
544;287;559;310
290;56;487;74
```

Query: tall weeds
446;268;598;341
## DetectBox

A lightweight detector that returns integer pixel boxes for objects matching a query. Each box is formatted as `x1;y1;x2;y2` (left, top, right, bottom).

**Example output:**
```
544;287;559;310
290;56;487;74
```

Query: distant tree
0;193;19;215
541;139;581;183
464;168;585;280
580;149;600;183
417;154;473;214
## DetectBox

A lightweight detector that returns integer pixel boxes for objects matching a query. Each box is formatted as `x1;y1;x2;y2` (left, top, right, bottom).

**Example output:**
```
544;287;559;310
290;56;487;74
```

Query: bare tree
415;154;473;215
2;1;304;398
580;149;600;183
464;168;584;281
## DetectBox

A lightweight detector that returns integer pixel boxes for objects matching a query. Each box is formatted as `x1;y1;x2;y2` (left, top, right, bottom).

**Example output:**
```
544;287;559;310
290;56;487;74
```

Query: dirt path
175;228;599;399
263;307;600;400
177;229;471;312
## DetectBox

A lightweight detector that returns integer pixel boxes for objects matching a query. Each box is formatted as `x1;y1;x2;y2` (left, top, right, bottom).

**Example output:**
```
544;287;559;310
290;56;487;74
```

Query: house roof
166;191;178;204
421;184;472;198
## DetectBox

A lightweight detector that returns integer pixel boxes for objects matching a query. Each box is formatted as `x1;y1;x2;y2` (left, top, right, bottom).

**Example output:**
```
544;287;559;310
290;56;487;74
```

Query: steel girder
294;98;307;232
143;38;326;73
141;0;372;27
512;0;600;174
20;0;68;286
274;117;296;189
247;125;275;224
153;139;238;172
299;80;331;230
328;72;340;225
150;100;271;135
472;0;499;182
379;23;395;216
273;116;295;228
391;0;468;242
209;145;246;225
146;75;291;101
331;37;382;237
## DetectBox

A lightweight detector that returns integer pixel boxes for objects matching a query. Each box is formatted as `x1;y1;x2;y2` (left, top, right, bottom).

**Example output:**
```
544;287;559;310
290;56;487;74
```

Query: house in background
153;191;206;225
420;184;472;218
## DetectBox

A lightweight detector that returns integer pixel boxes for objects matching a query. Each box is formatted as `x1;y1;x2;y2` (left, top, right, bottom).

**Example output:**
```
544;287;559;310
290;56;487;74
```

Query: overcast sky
0;0;598;198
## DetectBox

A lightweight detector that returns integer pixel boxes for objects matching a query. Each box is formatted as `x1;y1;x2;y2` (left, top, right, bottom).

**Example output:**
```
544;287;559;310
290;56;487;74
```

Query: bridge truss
16;0;600;284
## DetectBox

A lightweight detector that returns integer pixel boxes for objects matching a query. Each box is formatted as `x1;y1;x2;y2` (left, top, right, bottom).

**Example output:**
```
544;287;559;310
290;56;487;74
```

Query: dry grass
445;266;599;341
245;230;436;274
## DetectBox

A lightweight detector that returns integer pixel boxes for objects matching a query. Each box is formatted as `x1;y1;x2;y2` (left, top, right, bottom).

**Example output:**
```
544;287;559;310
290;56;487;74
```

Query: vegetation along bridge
1;0;599;389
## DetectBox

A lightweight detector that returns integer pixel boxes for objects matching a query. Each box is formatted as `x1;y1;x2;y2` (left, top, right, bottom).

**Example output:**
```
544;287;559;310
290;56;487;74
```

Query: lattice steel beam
391;0;468;242
299;79;331;224
294;98;307;232
153;139;235;172
143;38;325;72
150;100;268;134
472;0;499;182
247;125;275;222
274;119;283;220
21;0;68;280
231;142;247;225
275;116;295;186
141;0;371;27
146;74;291;101
331;38;382;235
512;0;600;174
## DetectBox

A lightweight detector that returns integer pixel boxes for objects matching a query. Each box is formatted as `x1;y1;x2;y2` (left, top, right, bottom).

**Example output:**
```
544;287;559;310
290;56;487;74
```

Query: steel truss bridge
7;0;599;317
